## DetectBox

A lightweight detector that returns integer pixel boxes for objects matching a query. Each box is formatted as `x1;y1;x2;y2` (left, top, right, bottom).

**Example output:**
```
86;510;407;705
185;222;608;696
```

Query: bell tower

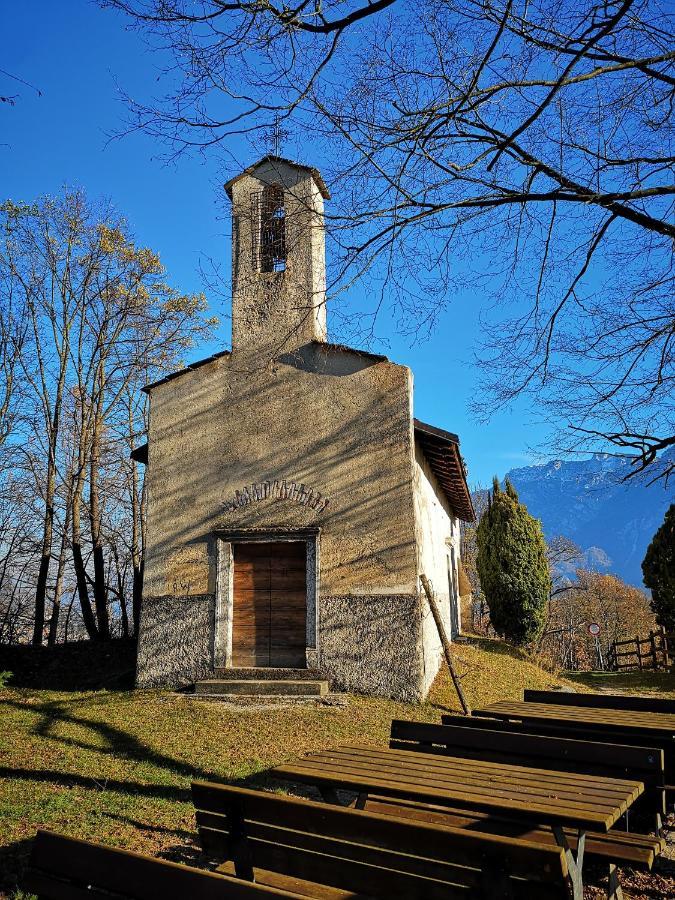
225;156;330;357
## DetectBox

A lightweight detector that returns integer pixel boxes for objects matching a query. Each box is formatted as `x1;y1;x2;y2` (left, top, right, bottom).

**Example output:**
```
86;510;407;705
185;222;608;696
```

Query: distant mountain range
501;450;675;588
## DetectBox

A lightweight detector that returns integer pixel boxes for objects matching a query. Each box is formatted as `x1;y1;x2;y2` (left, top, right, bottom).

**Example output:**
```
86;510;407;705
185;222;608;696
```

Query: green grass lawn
566;668;675;696
0;638;574;898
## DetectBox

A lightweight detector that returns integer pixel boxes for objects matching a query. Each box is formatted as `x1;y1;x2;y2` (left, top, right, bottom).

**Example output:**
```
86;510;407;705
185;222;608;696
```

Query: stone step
212;667;324;681
194;679;329;697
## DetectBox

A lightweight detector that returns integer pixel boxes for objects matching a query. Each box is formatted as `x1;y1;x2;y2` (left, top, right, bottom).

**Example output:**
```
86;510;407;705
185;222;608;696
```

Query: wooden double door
232;541;307;667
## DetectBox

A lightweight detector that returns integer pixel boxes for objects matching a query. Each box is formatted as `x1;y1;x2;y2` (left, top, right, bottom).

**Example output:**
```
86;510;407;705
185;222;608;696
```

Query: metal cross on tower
265;114;289;157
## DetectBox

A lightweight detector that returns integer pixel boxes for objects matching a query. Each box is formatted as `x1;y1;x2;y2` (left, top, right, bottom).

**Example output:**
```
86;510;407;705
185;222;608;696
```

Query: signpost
587;623;603;669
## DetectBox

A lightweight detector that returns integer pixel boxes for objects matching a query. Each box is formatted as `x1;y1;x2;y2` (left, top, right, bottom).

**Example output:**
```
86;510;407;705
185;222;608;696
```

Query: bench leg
319;786;344;805
478;869;514;898
230;807;255;882
607;863;623;900
552;826;585;900
319;788;368;808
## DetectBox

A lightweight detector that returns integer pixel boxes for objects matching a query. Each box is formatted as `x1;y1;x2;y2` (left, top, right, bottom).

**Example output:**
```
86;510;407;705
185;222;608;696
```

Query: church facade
135;155;474;701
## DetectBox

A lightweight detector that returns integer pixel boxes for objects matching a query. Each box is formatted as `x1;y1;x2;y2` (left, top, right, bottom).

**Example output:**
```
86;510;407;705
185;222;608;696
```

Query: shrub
476;478;551;646
642;503;675;632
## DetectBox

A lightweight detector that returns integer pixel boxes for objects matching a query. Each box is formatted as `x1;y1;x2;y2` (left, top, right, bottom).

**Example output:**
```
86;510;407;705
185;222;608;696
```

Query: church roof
141;341;384;395
224;155;331;200
414;419;475;522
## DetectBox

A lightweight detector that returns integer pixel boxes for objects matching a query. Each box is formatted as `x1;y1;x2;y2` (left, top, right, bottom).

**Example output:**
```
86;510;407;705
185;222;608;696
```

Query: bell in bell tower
224;155;330;357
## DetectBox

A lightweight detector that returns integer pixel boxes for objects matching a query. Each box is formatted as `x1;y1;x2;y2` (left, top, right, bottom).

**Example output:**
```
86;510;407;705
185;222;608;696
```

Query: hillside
0;637;568;897
504;450;675;587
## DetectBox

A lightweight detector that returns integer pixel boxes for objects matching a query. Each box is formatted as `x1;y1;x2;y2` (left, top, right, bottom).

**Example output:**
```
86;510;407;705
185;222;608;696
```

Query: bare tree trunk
88;374;110;640
32;370;67;645
33;442;56;645
25;255;71;646
132;559;143;637
64;588;76;643
33;412;61;646
72;466;98;640
128;396;145;637
48;496;71;646
112;546;129;639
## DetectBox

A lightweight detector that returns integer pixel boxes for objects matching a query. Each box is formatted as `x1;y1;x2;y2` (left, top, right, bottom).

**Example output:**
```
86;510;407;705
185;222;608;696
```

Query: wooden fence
607;628;674;672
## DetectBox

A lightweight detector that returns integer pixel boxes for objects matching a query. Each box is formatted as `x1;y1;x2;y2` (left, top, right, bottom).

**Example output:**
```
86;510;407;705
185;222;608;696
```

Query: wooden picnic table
476;700;675;741
273;744;644;899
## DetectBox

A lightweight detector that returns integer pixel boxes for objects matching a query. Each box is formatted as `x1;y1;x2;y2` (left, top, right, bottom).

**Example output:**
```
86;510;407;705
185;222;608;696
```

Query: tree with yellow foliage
0;191;217;643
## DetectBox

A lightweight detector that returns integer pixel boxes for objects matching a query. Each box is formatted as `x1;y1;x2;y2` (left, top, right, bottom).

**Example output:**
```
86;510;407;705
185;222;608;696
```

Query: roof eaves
224;155;331;201
142;349;231;394
130;443;148;465
312;340;389;364
414;419;475;522
414;417;460;446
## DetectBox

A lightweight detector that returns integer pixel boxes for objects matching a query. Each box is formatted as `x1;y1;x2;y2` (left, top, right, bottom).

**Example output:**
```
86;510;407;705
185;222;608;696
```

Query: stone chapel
134;155;475;701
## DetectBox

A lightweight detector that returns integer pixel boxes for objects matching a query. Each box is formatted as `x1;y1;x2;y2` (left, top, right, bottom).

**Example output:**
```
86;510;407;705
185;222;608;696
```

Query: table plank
277;761;617;830
311;747;637;802
286;759;632;818
312;746;640;805
476;701;675;737
273;745;643;833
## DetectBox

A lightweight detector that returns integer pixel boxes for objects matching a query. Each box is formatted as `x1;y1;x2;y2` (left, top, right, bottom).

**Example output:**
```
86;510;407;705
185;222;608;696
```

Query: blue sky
2;0;550;485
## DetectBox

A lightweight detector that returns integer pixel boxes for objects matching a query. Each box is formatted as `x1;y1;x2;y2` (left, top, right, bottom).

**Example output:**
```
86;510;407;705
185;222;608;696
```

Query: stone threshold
182;692;348;709
211;667;326;681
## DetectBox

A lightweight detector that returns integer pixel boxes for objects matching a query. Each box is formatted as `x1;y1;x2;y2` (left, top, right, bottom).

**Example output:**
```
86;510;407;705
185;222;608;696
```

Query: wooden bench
524;689;675;715
385;720;665;898
23;829;302;899
193;780;573;898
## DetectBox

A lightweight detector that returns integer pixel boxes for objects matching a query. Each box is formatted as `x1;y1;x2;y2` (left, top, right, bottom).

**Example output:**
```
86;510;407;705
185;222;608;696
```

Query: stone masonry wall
319;594;424;701
136;594;215;687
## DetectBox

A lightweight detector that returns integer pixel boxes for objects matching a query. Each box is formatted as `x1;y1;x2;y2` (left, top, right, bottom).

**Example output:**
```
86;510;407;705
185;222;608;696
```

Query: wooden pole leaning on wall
420;574;471;716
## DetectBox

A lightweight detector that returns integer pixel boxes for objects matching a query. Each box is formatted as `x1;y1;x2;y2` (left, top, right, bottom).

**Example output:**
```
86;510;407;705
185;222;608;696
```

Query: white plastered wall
413;439;463;696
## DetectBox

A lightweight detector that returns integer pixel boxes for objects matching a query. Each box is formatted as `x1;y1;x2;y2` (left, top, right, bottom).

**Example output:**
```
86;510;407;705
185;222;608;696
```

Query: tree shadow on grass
460;636;531;662
0;695;287;895
0;765;194;803
1;695;220;783
1;694;297;787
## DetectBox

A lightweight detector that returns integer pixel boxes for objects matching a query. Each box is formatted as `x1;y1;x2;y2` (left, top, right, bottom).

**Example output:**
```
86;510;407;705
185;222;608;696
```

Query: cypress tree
642;503;675;632
476;477;551;646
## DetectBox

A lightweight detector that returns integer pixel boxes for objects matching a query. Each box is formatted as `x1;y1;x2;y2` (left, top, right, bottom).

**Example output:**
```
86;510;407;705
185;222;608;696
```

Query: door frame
447;546;460;639
214;528;319;669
